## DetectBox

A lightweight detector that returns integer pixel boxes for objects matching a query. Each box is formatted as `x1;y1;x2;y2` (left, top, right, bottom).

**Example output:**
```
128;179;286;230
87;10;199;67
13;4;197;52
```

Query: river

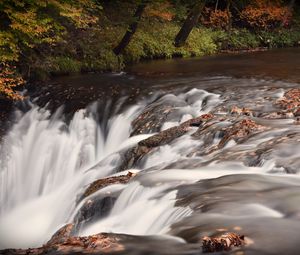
1;48;300;254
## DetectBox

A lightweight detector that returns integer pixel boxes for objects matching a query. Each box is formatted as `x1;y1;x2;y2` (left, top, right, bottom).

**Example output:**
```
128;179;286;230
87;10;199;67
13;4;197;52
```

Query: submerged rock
131;104;175;136
130;94;187;136
218;119;267;149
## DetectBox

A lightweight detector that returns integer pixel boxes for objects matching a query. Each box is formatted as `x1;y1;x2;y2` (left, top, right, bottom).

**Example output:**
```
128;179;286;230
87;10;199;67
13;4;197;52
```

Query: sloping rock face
120;114;214;170
74;196;117;232
46;224;75;247
217;119;267;148
131;94;187;136
73;172;136;232
82;172;135;199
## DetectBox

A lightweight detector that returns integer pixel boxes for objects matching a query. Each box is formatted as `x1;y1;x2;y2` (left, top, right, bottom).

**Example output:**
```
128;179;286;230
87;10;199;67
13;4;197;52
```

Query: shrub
201;8;230;30
240;2;292;30
124;21;217;63
47;56;82;75
212;29;260;50
258;29;300;48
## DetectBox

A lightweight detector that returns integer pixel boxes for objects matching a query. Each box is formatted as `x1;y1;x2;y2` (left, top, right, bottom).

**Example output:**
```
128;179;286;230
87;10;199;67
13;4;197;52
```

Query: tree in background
174;1;206;47
0;0;101;100
113;0;148;55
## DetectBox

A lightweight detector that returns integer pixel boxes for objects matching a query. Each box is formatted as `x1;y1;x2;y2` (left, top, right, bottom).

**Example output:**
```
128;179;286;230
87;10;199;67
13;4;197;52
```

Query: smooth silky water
1;49;300;254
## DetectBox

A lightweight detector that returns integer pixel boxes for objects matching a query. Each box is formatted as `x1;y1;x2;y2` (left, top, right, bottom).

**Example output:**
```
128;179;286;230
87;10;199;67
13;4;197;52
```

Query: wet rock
262;111;294;119
47;233;124;254
218;119;267;149
0;234;124;255
72;172;136;232
122;125;188;170
230;105;252;116
130;95;187;136
0;248;43;255
0;233;203;255
183;113;214;127
82;172;135;199
46;224;75;246
202;232;245;253
276;88;300;112
188;117;267;157
138;124;190;148
131;104;174;136
74;196;117;232
294;108;300;117
121;114;213;170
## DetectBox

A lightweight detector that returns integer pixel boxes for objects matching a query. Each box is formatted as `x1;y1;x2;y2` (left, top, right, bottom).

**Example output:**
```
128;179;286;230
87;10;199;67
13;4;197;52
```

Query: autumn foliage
240;1;292;30
0;0;101;100
0;0;299;101
200;0;293;30
201;8;230;29
0;64;24;100
145;2;174;21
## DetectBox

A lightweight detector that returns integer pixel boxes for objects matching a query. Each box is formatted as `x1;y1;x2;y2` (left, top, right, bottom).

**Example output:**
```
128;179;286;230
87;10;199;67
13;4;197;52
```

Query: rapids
1;49;300;254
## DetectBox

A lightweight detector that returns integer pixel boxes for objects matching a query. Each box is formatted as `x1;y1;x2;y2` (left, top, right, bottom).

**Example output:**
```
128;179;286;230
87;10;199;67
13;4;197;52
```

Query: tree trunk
226;0;232;32
174;1;206;47
113;2;147;55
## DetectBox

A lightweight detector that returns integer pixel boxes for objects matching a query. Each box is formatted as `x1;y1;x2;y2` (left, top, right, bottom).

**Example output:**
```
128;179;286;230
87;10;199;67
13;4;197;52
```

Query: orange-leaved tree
240;0;292;30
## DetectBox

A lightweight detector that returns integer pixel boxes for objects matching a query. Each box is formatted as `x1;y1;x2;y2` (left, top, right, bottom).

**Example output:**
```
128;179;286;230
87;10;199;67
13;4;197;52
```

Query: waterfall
0;101;145;248
0;88;217;249
2;86;287;250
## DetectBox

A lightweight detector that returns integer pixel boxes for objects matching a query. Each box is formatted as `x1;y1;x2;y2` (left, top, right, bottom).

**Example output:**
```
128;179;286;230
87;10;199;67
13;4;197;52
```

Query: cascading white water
0;88;222;249
0;101;147;248
80;182;193;236
2;85;294;250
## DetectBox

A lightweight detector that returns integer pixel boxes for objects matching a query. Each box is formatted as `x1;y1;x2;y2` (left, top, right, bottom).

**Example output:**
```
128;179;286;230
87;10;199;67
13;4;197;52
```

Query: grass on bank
1;0;300;100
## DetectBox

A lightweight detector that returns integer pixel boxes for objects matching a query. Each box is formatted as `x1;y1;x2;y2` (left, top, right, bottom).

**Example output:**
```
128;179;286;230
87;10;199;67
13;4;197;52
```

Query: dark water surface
31;48;300;113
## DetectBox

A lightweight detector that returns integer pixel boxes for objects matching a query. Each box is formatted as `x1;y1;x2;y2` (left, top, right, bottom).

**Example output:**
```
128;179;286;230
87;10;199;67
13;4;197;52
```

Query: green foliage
0;31;20;62
124;22;217;63
1;0;300;101
47;56;82;75
258;29;300;47
205;28;261;50
226;29;260;49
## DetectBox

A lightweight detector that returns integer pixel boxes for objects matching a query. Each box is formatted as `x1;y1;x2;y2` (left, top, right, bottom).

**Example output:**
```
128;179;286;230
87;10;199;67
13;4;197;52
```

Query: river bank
1;0;300;102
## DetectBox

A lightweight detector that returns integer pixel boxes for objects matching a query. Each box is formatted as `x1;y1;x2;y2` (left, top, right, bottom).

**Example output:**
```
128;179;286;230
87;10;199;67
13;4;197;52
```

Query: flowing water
1;49;300;254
